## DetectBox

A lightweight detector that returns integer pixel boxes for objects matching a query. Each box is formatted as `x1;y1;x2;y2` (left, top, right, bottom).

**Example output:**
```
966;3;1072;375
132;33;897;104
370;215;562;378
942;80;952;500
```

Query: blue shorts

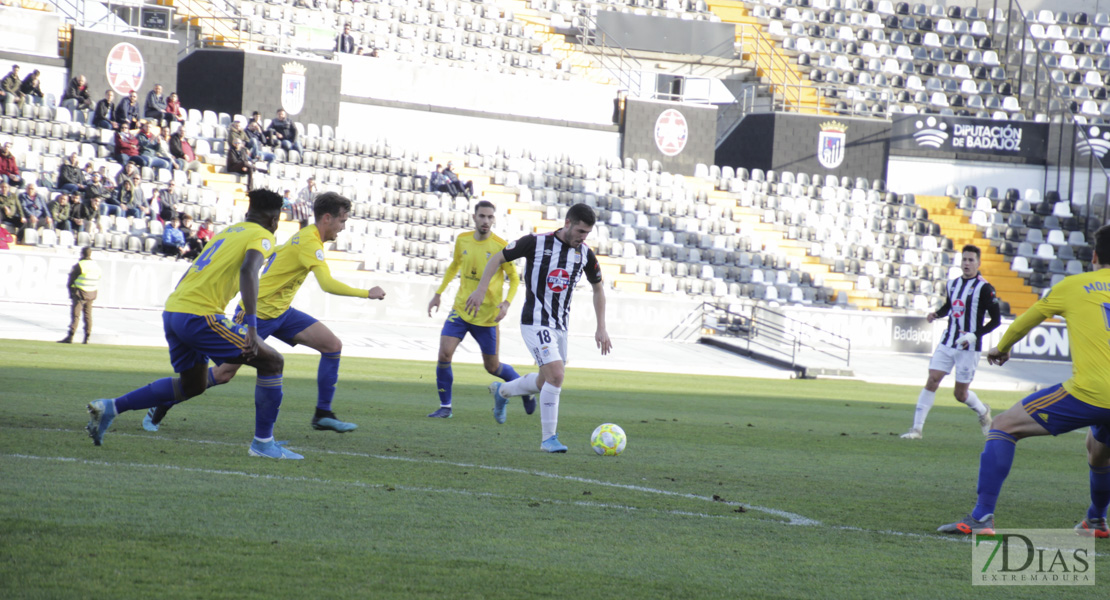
233;306;318;346
1021;383;1110;445
163;312;250;373
441;309;498;356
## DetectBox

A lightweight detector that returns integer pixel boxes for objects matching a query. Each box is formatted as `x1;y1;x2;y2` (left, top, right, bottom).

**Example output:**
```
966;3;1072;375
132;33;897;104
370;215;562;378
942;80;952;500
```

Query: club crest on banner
655;109;688;157
281;61;307;116
105;43;145;95
817;121;847;169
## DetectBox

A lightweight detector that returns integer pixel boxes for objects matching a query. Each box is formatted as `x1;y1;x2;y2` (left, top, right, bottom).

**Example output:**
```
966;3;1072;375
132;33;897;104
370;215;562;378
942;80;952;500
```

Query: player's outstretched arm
591;280;612;355
239;248;266;360
312;263;385;300
465;251;506;315
987;346;1010;366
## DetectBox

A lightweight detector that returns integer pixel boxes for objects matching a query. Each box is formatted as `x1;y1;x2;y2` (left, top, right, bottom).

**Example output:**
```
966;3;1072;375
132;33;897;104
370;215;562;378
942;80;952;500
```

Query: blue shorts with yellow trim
234;306;318;346
163;311;250;373
441;309;498;355
1021;383;1110;445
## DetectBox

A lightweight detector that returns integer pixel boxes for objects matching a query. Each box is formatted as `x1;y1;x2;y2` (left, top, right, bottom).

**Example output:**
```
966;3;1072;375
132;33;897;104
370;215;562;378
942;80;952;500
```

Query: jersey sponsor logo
952;298;966;318
546;268;570;292
315;249;324;261
105;43;144;95
261;239;272;251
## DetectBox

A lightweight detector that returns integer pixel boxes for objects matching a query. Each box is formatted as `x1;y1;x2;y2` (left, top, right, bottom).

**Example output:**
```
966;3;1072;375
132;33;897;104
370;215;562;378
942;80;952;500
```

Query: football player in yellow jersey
85;190;304;459
426;200;525;418
939;225;1110;537
142;192;385;433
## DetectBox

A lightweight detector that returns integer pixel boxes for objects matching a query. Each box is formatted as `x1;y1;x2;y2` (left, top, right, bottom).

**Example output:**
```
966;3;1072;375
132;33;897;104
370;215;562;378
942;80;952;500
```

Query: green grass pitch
0;340;1100;598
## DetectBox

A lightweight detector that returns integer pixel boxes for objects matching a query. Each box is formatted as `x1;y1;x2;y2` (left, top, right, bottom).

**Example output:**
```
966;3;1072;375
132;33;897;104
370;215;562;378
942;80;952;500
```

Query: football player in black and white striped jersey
901;244;1001;440
465;203;612;453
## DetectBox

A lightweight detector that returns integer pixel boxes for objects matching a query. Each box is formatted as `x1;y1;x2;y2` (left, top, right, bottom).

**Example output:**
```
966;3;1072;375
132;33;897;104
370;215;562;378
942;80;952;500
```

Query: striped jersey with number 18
501;231;602;331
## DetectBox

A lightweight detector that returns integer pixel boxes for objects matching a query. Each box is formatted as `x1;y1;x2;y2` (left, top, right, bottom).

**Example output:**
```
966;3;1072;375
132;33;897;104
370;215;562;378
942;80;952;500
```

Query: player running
465;203;612;453
143;192;386;433
426;200;530;418
901;244;1000;440
938;225;1110;537
85;189;300;458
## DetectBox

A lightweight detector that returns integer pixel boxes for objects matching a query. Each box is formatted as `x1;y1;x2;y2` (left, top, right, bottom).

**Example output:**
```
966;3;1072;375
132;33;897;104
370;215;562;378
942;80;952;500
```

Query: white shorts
521;324;569;366
928;344;980;384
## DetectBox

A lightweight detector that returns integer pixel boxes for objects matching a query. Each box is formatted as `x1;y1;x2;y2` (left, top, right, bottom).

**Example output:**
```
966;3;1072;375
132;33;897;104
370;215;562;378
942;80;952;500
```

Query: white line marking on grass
7;426;818;526
1;453;747;522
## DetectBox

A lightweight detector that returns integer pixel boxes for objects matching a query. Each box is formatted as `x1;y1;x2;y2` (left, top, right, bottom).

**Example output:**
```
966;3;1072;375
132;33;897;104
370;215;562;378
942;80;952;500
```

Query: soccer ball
590;423;627;456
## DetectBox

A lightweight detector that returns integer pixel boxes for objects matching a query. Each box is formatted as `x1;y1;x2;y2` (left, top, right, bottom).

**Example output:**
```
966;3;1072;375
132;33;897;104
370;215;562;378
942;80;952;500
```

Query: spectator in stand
130;174;149;219
19;183;51;230
297;175;318;206
136;121;174;171
336;23;357;54
169;127;203;172
226;138;256;190
429;163;449;195
62;75;93;111
244;119;276;163
1;65;24;109
248;111;271;144
115;177;149;219
114;162;137;187
161;214;187;259
281;188;294;213
72;193;101;233
179;214;203;260
19;70;44;106
115;90;140;130
267;109;303;154
57;153;86;194
81;161;95;182
83;172;109;203
0;142;23;187
227;118;249;151
161;180;181;213
93;90;116;129
0;180;24;230
50;193;76;232
144;84;169;125
164;92;185;123
114;126;141;166
443;162;474;199
196;217;214;246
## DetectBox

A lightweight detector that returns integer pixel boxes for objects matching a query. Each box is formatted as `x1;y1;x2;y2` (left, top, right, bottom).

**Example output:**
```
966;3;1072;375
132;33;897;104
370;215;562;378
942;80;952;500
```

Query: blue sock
972;430;1018;520
495;363;520;382
115;378;183;413
1088;464;1110;521
254;375;283;440
436;362;453;407
317;352;341;411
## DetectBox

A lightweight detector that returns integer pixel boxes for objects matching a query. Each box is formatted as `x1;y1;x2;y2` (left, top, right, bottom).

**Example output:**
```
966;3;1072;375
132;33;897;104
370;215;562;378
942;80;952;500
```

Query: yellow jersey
165;222;275;315
249;224;368;319
436;231;518;327
998;269;1110;408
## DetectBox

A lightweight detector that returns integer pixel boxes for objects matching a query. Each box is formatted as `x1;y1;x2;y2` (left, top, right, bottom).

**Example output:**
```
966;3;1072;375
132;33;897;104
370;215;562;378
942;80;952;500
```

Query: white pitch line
1;453;750;522
5;426;817;526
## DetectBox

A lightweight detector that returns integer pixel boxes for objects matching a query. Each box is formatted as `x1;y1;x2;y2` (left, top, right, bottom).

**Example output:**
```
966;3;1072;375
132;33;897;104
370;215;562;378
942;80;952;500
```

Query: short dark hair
247;188;284;213
961;244;981;259
314;191;352;219
1095;225;1110;265
474;200;495;213
80;246;93;260
565;203;596;226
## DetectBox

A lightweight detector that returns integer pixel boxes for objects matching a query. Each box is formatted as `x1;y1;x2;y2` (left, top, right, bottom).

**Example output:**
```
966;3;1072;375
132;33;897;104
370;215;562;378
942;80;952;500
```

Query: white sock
964;391;987;416
254;436;274;444
540;384;561;440
500;372;540;397
912;389;935;431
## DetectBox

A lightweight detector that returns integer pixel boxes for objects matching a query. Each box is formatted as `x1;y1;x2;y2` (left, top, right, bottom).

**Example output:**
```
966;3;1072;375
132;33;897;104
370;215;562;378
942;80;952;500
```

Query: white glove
955;332;976;350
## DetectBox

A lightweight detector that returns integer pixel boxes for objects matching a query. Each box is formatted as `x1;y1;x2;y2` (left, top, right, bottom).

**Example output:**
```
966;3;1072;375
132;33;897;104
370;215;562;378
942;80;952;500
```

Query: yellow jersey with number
436;231;518;327
165;222;275;316
247;224;368;319
999;269;1110;408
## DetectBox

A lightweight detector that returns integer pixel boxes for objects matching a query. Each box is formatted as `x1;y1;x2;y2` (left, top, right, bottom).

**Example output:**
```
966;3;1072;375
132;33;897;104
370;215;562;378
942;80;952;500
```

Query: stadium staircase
498;0;615;86
913;195;1038;314
706;0;828;114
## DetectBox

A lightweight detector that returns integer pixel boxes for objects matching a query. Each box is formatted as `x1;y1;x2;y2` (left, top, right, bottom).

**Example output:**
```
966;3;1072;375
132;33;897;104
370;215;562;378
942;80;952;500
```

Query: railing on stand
50;0;175;40
574;10;643;97
669;302;851;370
